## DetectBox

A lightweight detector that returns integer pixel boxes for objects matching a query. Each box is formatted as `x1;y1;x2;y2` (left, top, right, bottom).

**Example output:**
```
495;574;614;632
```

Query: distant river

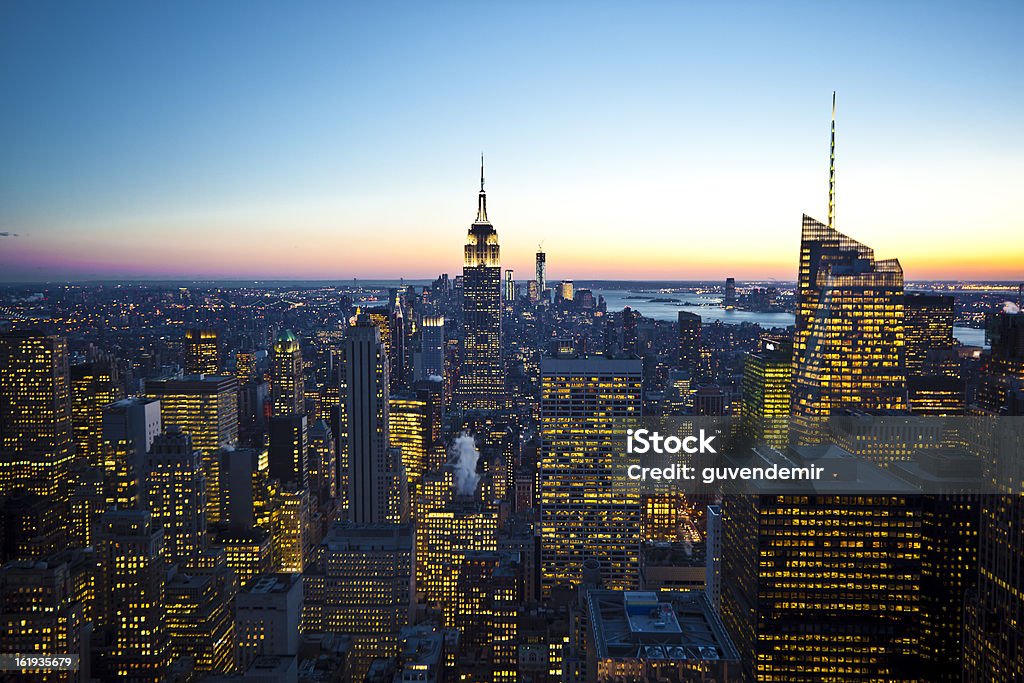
591;288;988;348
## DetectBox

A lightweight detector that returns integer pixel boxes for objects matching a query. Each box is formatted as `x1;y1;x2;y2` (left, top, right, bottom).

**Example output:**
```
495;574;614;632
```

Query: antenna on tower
829;91;836;230
480;152;485;192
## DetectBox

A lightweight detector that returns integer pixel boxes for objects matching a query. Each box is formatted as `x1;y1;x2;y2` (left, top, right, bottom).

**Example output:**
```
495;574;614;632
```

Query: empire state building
458;158;505;411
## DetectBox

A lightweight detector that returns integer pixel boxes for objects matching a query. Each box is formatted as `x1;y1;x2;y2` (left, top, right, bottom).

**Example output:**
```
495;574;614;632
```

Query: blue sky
1;1;1022;281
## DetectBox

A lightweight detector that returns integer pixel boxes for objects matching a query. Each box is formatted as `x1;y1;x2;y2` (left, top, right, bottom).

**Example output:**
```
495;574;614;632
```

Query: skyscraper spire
476;153;489;223
829;91;836;230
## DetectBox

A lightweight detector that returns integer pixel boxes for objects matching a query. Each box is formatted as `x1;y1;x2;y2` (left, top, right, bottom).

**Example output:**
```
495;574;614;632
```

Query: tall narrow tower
790;95;907;443
535;244;547;297
458;156;505;411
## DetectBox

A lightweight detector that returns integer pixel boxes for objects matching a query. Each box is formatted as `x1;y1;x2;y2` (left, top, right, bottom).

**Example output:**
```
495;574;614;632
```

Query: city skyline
2;2;1022;282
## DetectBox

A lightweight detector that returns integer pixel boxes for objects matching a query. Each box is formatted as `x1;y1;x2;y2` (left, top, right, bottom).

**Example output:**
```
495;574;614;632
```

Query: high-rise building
416;500;498;626
185;328;220;375
504;269;516;303
677;312;701;377
535;245;547;298
346;312;404;524
218;446;269;529
164;549;237;674
417;315;445;382
740;336;792;448
539;354;643;595
273;487;309;574
962;311;1023;681
622;307;639;357
101;397;162;509
95;509;169;683
145;375;238;523
145;427;207;566
975;307;1024;415
235;573;303;672
0;549;92;682
307;418;337;504
315;523;413;680
721;445;922;682
791;99;907;442
70;361;123;468
558;280;574;302
904;293;959;376
724;277;736;307
905;293;963;415
271;330;304;416
790;215;906;441
0;331;73;498
459;158;505;411
268;413;308;490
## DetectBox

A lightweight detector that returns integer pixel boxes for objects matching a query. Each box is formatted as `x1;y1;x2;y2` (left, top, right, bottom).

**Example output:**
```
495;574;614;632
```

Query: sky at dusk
1;2;1022;282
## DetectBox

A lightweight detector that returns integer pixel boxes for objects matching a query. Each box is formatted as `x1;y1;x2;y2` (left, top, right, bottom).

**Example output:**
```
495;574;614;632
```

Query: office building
740;336;792;448
316;523;413;680
271;329;304;416
539;354;643;595
535;246;547;298
145;427;207;566
185;328;220;375
164;549;237;674
70;361;123;468
677;312;701;377
0;331;73;498
417;315;445;382
145;374;238;523
346;312;407;524
236;573;303;671
416;500;499;626
721;445;923;681
268;413;308;490
95;510;169;683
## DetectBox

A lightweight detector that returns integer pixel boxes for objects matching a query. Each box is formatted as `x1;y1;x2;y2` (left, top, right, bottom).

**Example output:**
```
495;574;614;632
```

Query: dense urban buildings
0;120;1021;682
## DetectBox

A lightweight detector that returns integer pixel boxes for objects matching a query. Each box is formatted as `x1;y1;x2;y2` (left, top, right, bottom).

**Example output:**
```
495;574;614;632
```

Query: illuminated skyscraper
535;245;547;298
539;354;643;595
459;157;505;411
791;98;907;442
905;293;963;415
0;331;73;498
740;336;792;448
272;487;309;573
95;509;169;683
145;427;207;566
415;500;498;626
70;361;123;468
185;328;220;375
315;523;413;680
721;446;923;682
102;397;162;509
557;280;574;302
622;307;639;356
0;551;91;682
145;375;238;523
389;390;436;519
271;329;304;416
164;549;237;674
724;277;737;307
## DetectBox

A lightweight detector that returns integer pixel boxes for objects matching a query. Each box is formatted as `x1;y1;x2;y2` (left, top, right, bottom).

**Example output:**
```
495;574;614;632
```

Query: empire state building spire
476;153;489;223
